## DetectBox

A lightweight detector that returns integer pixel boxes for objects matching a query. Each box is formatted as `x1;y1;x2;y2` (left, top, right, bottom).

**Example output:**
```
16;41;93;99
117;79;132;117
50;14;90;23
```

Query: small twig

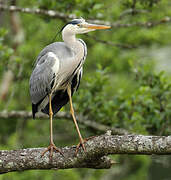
110;17;171;28
0;111;130;135
119;8;149;19
0;5;170;29
0;4;76;20
86;34;137;49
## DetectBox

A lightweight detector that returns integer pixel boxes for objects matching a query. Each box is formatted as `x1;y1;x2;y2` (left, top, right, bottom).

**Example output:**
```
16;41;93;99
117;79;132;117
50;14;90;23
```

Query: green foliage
75;65;171;135
75;65;112;125
0;28;14;71
0;0;171;179
116;69;171;135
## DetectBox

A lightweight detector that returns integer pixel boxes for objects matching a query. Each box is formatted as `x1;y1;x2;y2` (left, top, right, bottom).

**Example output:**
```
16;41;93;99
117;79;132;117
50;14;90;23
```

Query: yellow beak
83;23;111;30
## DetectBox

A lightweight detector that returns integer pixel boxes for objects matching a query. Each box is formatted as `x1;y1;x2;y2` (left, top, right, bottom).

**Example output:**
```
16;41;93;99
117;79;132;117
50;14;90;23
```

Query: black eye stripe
60;19;83;32
69;20;81;25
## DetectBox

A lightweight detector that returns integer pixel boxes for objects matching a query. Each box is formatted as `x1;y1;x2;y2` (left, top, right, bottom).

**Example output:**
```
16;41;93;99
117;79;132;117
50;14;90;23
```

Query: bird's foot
41;142;63;160
75;136;96;156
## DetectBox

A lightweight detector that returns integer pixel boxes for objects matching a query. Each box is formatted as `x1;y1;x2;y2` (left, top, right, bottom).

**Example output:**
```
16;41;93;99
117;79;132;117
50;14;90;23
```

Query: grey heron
29;18;110;158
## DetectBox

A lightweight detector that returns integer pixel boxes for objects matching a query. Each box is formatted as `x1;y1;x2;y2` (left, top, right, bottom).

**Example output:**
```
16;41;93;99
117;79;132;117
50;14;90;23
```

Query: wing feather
29;52;59;105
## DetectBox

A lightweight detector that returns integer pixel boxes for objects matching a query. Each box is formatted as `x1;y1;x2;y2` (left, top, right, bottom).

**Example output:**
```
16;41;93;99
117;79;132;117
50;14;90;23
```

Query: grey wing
29;52;59;105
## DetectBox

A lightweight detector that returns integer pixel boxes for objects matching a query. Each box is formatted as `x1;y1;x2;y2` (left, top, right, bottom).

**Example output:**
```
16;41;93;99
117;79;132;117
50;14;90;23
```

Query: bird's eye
77;24;81;27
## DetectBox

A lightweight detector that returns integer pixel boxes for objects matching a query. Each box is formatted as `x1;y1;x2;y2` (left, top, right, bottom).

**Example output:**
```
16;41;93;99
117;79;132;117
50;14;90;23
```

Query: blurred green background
0;0;171;179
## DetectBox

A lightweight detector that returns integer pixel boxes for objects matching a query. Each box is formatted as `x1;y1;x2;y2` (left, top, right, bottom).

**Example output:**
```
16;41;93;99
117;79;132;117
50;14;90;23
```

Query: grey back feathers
35;43;74;65
30;40;87;117
30;52;55;104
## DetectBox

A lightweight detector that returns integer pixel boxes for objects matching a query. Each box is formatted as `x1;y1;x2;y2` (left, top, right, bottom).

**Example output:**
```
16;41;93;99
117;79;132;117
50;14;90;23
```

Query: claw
41;143;64;160
75;136;96;156
75;140;86;155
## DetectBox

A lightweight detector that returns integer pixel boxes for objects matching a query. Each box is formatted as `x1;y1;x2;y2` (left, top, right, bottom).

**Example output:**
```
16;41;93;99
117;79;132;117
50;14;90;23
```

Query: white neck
62;31;83;54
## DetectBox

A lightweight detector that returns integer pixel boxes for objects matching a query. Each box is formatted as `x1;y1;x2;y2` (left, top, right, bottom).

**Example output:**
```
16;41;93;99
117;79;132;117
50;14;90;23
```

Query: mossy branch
0;134;170;174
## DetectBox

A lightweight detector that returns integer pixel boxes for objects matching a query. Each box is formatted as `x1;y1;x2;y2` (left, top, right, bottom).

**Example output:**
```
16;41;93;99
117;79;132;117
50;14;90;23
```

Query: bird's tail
41;90;69;116
32;103;37;119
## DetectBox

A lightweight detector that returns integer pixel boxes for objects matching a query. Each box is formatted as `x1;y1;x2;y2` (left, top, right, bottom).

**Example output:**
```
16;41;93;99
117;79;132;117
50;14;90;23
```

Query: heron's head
61;18;110;35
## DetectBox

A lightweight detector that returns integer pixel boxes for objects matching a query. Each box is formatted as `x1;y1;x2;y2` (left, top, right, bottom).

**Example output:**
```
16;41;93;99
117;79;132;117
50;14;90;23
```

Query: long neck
62;31;87;77
62;32;83;54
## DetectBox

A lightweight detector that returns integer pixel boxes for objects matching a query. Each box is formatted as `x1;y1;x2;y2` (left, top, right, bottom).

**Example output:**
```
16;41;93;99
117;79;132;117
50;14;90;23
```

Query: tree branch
0;110;130;135
0;5;170;28
86;34;137;49
0;4;76;20
118;8;149;19
0;134;170;173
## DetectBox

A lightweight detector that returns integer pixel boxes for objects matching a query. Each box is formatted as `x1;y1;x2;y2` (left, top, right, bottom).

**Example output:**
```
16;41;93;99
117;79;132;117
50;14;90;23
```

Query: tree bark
0;134;170;174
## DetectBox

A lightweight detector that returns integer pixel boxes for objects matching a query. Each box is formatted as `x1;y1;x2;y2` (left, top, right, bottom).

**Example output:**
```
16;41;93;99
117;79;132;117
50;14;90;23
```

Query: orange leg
41;94;63;159
67;85;86;155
